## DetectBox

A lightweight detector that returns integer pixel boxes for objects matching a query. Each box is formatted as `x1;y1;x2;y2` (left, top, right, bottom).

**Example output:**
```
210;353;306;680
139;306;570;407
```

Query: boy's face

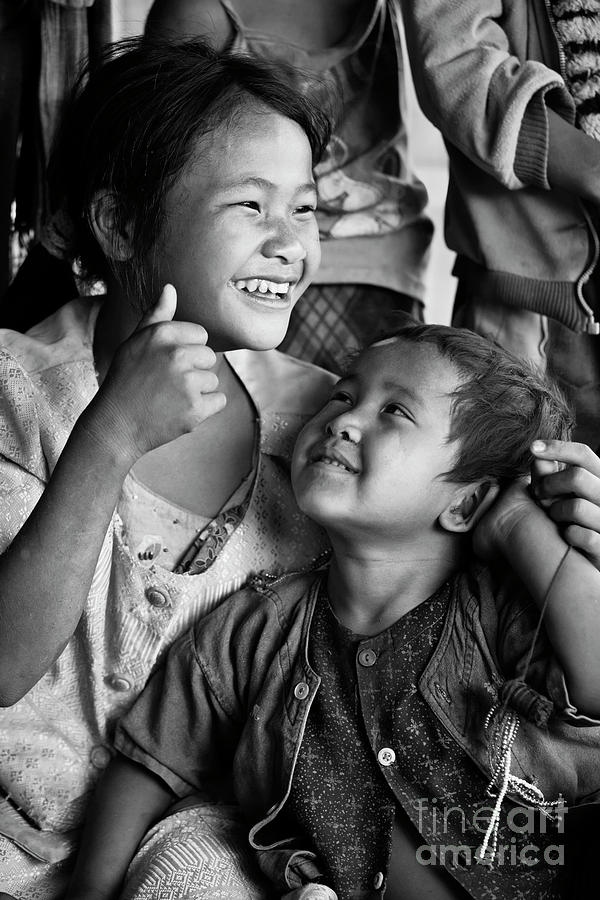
292;339;465;547
151;103;320;352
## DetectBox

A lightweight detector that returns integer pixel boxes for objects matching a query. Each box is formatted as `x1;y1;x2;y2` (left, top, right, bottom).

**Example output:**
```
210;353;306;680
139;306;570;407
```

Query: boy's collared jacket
116;564;600;896
401;0;600;333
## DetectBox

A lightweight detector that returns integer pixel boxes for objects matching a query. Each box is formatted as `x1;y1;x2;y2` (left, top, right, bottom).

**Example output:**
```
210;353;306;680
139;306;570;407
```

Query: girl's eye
238;201;260;211
295;204;316;215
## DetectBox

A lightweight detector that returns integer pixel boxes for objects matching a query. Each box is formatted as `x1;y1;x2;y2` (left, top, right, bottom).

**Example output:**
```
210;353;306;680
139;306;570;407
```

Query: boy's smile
151;102;320;352
292;339;466;548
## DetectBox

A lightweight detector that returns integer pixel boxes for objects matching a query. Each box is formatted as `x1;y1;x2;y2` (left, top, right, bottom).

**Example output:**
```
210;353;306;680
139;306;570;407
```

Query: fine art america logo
412;797;566;868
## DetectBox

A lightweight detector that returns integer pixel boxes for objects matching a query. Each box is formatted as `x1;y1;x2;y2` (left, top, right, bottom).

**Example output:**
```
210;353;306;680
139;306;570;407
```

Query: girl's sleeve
400;0;574;188
0;348;48;553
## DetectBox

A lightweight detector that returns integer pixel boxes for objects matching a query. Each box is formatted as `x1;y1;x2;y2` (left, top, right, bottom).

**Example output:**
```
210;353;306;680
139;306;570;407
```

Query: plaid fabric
280;284;423;374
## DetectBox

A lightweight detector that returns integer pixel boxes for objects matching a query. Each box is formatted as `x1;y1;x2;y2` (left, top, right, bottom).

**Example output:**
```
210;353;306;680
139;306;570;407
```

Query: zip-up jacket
401;0;600;333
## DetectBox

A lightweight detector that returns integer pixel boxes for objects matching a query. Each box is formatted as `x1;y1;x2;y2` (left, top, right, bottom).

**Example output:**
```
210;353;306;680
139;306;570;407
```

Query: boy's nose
326;421;360;444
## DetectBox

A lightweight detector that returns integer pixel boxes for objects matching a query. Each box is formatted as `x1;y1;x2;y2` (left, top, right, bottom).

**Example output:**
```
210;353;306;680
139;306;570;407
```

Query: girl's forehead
182;108;313;187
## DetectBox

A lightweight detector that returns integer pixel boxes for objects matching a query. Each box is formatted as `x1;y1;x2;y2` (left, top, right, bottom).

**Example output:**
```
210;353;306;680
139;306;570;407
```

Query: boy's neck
326;536;465;636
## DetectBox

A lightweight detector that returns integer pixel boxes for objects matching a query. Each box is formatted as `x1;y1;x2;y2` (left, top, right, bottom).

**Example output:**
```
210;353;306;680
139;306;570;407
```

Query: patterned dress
0;297;334;898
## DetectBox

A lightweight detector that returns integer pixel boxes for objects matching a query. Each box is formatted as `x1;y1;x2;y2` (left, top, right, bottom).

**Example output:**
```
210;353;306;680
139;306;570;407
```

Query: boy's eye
329;390;353;406
383;402;412;420
238;201;260;211
295;204;316;215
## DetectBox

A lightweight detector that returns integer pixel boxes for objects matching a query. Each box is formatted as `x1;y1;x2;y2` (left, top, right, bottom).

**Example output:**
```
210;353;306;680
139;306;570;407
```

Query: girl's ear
89;191;133;262
438;481;500;533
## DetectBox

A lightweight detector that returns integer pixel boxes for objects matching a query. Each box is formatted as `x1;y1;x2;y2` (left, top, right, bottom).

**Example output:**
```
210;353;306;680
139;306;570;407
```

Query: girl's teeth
233;278;291;296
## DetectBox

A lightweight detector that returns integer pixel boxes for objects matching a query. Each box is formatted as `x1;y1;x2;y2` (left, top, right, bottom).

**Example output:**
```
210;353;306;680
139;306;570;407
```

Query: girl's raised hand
530;440;600;570
86;284;227;467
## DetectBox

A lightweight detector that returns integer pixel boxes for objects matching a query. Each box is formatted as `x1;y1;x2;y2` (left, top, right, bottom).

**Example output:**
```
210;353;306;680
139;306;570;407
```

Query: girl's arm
0;286;225;705
66;756;174;900
474;441;600;717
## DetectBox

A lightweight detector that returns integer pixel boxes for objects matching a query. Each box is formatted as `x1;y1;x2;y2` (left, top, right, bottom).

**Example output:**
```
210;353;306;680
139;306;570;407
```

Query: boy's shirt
115;564;600;897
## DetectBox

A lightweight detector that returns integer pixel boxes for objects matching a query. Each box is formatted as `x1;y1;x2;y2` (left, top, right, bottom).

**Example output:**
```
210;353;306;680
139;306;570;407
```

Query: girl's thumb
136;283;177;330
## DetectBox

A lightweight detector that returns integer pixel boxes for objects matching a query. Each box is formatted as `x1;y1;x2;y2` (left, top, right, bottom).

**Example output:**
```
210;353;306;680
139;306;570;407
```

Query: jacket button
377;747;396;767
358;648;377;667
145;587;169;608
105;673;132;692
294;682;310;700
373;871;384;889
90;746;112;769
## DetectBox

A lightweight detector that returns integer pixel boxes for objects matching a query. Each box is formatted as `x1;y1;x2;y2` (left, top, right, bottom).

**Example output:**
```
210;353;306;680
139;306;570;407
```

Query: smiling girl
0;37;334;896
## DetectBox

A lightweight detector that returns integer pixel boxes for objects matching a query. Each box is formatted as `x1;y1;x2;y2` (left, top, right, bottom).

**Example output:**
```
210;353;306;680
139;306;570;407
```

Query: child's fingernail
532;441;546;452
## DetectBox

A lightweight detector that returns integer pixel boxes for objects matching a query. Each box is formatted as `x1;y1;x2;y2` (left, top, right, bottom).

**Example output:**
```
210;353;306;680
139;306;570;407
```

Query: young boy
67;324;600;900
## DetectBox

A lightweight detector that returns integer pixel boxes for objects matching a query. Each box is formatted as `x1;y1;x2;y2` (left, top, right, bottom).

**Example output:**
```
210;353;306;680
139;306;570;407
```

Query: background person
402;0;600;449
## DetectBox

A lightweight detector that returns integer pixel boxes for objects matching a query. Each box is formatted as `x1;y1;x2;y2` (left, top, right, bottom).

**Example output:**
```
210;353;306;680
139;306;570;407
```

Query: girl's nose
262;220;307;264
326;420;361;444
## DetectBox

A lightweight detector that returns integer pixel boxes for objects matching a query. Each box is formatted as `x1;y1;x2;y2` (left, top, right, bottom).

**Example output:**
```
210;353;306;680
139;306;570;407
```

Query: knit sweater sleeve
401;0;573;189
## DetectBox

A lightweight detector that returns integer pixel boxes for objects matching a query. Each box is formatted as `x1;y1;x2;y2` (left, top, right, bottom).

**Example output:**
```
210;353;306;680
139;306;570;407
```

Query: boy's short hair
381;322;573;485
50;36;334;304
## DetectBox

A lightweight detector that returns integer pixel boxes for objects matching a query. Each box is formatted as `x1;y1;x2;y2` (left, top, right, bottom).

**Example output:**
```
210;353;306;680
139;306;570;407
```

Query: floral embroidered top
0;297;334;864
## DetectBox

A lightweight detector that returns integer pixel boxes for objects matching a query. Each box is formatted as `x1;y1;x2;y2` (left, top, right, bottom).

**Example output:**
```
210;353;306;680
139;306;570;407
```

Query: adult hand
530;440;600;570
85;283;227;467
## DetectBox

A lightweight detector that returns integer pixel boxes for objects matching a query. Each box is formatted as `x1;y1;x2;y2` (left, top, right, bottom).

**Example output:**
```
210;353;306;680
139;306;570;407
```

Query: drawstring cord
476;705;563;864
477;544;573;865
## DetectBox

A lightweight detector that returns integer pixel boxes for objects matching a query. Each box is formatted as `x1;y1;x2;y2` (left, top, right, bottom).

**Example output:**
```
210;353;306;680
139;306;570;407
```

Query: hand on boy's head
88;283;227;466
530;439;600;570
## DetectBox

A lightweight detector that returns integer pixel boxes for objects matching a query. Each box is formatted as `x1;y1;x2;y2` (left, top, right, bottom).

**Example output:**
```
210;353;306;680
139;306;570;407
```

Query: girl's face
151;104;320;352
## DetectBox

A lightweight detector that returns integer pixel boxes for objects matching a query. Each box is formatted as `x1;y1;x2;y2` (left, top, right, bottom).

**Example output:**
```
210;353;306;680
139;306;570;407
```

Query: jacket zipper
544;0;600;333
543;0;566;78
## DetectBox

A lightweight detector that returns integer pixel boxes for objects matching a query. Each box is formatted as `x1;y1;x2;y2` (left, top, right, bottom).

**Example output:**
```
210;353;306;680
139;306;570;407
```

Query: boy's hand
84;284;227;467
530;440;600;570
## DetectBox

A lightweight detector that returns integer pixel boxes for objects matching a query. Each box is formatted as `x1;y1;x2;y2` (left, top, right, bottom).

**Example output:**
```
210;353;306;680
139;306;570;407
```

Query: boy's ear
438;481;500;534
89;191;133;262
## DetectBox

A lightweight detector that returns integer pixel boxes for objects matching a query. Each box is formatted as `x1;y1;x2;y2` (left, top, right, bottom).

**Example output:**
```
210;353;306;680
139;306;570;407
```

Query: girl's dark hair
49;36;334;304
372;322;574;485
